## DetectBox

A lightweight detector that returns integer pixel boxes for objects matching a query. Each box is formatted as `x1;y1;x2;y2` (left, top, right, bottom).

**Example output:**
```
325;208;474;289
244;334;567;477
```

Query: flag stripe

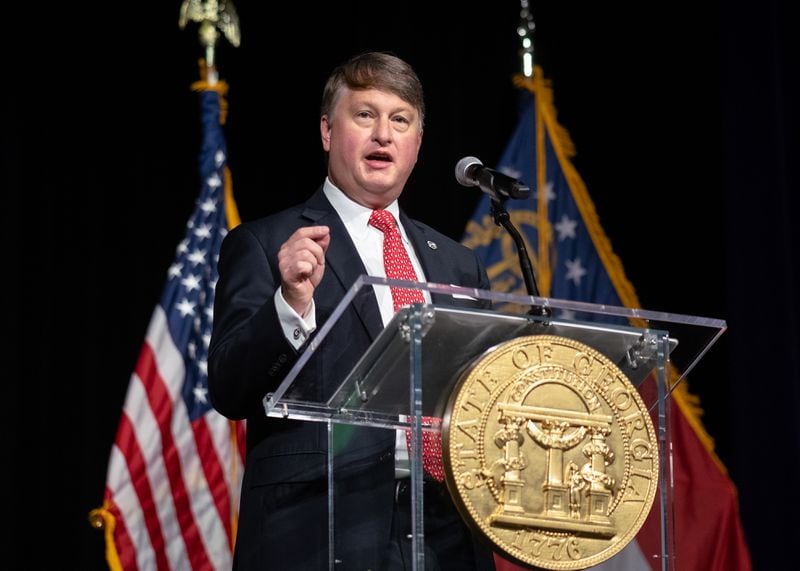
126;369;189;569
145;313;237;570
136;339;214;570
111;412;168;570
192;416;233;544
206;412;244;546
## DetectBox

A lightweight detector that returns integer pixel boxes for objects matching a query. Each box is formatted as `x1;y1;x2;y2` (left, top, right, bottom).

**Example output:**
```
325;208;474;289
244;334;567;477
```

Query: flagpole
517;0;536;78
491;1;549;317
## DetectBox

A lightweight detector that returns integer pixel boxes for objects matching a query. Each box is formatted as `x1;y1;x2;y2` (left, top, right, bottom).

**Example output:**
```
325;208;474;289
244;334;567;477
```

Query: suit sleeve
208;225;297;420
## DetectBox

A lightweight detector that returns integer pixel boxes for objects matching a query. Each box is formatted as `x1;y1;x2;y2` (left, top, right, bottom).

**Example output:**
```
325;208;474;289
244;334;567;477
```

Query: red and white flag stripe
103;306;244;570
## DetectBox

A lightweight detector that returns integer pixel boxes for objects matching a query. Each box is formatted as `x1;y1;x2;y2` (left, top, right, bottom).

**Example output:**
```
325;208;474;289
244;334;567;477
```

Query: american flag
463;67;751;571
91;78;245;570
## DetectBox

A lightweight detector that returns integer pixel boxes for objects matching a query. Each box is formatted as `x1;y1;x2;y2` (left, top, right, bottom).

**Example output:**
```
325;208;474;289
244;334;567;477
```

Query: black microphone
455;156;531;200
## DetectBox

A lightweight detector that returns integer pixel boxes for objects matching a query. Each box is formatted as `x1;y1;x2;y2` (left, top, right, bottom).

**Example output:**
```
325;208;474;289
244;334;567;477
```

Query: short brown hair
321;51;425;127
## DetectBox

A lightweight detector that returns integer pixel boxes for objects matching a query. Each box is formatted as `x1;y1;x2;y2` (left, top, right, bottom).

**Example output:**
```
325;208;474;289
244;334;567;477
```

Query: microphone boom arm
490;197;550;317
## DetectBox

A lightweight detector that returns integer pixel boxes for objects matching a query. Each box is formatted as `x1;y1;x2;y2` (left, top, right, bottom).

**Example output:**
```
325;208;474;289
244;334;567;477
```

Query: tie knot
369;209;397;234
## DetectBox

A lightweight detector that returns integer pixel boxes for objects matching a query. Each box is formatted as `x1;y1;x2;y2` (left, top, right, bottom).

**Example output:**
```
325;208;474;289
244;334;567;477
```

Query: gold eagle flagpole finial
179;0;241;83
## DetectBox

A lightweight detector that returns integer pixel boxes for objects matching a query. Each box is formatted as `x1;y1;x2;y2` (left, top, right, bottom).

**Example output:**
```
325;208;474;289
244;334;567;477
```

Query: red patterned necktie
368;209;445;482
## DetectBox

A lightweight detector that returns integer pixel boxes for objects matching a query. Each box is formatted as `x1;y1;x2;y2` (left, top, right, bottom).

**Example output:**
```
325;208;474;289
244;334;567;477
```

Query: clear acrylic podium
262;276;726;570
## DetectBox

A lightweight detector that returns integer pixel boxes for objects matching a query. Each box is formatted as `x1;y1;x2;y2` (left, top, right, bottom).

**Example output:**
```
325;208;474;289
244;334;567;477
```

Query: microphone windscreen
455;156;482;187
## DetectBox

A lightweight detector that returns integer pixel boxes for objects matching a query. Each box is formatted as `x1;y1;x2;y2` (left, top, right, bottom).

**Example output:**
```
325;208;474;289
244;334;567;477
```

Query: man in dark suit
208;51;496;570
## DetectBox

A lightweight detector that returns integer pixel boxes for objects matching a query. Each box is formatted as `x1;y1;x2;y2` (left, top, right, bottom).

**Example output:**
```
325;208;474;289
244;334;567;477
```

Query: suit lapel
302;189;384;339
400;212;453;306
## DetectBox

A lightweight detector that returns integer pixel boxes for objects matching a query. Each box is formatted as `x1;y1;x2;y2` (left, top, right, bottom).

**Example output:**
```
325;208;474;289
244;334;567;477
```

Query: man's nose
373;116;392;144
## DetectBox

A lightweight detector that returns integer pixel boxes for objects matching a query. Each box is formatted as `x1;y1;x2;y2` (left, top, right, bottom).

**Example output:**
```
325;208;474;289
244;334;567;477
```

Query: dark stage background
4;2;798;569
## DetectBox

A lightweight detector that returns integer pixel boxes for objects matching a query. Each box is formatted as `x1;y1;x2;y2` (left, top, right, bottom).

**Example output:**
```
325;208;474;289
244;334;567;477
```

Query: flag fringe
516;66;728;475
227;420;241;550
88;501;124;571
672;377;728;474
224;166;241;230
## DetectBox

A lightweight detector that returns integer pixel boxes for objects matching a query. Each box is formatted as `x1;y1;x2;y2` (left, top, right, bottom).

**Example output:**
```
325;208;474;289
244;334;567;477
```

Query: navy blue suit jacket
209;187;491;569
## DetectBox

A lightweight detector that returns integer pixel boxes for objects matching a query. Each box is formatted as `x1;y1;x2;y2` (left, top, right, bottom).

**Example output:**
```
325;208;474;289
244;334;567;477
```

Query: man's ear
320;115;332;151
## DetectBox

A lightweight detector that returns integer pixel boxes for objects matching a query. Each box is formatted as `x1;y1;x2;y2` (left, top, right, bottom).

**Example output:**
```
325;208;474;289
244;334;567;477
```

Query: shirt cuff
274;288;317;350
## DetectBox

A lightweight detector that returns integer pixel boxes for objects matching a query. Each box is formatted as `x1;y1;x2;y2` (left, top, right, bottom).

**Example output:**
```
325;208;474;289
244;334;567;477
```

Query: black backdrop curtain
3;2;797;569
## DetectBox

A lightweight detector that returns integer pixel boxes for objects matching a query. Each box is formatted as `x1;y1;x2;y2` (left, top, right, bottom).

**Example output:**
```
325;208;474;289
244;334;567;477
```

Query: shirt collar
323;177;402;239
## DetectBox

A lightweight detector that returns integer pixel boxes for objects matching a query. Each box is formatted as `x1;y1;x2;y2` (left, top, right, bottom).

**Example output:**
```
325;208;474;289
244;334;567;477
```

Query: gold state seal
442;335;659;570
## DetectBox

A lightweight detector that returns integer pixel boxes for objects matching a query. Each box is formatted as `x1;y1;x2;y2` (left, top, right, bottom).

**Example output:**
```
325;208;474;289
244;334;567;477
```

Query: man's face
320;87;423;209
